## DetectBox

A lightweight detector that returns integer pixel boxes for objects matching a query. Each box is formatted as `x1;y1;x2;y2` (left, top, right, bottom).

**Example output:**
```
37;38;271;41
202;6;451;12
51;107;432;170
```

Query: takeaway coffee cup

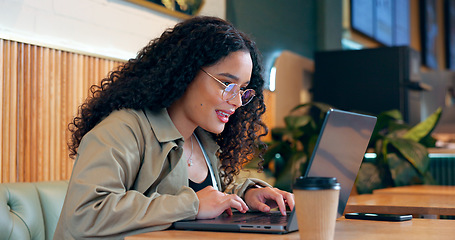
293;176;340;240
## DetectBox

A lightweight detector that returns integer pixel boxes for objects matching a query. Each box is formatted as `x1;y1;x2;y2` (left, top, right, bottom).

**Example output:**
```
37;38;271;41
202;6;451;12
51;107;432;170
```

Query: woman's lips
216;110;232;123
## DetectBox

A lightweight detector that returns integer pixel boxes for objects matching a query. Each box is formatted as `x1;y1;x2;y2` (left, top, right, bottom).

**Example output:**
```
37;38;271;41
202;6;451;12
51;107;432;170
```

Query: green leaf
403;107;442;142
374;109;404;133
355;162;385;194
284;115;311;128
387;153;423;186
387;121;409;133
380;109;403;120
270;127;287;141
387;137;430;175
422;171;437;185
369;109;405;147
419;134;437;148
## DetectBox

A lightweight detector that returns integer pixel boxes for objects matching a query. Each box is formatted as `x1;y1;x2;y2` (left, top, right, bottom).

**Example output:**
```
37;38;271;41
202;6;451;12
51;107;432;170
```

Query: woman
54;16;294;239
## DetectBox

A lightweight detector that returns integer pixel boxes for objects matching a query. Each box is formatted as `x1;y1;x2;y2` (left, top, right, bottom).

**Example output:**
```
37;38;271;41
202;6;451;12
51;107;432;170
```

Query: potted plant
356;108;442;194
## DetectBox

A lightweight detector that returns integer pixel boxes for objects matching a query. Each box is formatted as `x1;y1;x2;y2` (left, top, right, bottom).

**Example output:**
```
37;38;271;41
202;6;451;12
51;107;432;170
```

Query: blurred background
1;1;454;192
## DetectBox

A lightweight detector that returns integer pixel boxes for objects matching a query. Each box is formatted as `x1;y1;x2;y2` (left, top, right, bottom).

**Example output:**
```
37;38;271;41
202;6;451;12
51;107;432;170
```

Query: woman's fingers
224;207;233;216
196;186;248;219
222;193;248;213
272;188;295;215
196;185;295;220
283;190;295;210
245;187;295;216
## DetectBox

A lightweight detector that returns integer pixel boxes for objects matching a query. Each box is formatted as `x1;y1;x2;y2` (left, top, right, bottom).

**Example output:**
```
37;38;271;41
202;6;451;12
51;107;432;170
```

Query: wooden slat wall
0;39;123;183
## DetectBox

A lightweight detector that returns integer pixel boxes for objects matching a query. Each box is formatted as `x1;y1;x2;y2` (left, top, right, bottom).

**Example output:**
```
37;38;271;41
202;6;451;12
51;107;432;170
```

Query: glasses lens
241;89;255;105
223;84;240;101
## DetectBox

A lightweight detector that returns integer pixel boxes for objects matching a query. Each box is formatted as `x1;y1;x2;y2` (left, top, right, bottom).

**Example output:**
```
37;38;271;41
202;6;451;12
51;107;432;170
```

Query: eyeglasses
201;69;256;106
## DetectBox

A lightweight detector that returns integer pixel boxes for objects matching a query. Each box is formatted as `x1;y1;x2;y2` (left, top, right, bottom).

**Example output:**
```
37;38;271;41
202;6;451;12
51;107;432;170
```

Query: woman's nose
227;91;242;108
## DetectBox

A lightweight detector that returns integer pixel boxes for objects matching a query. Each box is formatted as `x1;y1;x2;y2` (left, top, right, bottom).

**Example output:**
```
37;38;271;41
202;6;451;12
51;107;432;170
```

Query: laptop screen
304;109;377;217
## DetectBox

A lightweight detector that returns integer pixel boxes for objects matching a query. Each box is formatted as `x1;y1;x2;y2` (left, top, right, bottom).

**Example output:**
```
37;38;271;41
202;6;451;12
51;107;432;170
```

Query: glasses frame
201;69;255;106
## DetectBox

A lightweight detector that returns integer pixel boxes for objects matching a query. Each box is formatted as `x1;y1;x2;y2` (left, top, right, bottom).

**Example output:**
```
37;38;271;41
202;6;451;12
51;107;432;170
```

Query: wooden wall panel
0;39;124;183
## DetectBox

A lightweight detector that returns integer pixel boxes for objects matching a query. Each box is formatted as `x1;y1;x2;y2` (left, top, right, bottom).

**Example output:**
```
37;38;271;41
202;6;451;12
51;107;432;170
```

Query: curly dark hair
68;16;268;186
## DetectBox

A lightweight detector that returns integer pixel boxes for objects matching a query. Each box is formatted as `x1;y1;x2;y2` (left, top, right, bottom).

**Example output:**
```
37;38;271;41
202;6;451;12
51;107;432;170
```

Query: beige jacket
54;108;269;239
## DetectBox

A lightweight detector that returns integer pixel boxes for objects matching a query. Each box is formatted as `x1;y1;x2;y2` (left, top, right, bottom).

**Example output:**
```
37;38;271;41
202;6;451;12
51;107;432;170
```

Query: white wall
0;0;225;60
273;50;314;127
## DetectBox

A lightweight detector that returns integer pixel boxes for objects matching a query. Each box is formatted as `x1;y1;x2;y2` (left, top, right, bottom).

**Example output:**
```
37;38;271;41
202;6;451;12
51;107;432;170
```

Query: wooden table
345;193;455;216
125;218;455;240
373;185;455;196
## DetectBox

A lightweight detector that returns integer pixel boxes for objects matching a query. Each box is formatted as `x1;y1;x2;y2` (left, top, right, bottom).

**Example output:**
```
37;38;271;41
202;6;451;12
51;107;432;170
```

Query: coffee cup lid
293;176;340;190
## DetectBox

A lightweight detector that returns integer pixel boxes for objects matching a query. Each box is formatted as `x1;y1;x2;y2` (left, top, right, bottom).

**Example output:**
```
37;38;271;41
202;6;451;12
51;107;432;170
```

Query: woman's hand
244;186;295;216
196;186;249;219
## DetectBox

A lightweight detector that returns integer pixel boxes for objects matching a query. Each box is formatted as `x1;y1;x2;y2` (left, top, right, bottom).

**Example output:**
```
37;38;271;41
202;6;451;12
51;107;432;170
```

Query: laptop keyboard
232;212;289;224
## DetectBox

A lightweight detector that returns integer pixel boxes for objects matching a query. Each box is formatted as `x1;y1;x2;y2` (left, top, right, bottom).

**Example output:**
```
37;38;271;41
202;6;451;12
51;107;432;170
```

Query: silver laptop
173;109;377;233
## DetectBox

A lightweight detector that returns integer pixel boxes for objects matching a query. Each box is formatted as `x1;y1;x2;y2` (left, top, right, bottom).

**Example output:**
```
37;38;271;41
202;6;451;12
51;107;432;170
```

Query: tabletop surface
373;185;455;196
125;218;455;240
345;193;455;215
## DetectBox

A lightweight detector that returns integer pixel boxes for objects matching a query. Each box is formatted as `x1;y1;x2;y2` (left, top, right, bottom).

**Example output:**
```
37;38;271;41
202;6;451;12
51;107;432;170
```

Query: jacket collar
143;108;183;142
143;108;221;153
143;108;220;159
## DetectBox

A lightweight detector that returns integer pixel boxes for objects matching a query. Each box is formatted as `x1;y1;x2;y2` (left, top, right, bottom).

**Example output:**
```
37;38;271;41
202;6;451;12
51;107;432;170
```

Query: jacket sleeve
225;177;273;199
235;178;273;198
54;113;198;239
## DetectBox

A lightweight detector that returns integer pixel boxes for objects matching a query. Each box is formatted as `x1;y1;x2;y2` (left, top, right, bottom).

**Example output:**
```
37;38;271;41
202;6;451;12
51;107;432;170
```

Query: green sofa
0;181;68;240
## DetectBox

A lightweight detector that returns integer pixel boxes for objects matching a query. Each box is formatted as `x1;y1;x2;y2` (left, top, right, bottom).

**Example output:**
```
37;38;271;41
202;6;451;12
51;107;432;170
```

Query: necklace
187;134;194;167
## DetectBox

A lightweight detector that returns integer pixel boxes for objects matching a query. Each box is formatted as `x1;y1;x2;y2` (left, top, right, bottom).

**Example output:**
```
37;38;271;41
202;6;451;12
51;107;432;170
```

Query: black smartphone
345;213;412;222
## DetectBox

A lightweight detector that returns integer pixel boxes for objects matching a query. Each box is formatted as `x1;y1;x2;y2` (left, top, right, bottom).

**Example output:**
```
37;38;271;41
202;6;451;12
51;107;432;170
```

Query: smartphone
345;213;412;222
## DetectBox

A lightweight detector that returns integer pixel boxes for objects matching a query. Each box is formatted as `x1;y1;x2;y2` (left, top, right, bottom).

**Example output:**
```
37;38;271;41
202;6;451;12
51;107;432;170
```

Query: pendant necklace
187;134;194;167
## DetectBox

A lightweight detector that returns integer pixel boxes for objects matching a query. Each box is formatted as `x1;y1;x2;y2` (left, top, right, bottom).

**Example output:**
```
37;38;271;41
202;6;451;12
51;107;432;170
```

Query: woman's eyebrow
218;72;239;81
218;72;250;86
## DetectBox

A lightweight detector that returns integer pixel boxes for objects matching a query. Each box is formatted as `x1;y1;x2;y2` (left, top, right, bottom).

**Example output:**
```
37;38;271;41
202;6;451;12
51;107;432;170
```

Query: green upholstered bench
0;181;68;240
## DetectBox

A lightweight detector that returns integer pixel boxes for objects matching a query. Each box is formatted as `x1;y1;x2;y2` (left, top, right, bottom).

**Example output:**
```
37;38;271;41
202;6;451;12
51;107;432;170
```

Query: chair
0;181;68;240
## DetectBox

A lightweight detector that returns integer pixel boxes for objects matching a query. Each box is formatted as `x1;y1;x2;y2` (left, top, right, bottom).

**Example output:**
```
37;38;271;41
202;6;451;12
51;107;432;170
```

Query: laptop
173;109;377;233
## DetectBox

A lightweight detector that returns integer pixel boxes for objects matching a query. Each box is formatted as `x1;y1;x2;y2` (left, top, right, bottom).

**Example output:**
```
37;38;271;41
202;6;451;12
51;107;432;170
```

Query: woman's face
169;50;253;135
